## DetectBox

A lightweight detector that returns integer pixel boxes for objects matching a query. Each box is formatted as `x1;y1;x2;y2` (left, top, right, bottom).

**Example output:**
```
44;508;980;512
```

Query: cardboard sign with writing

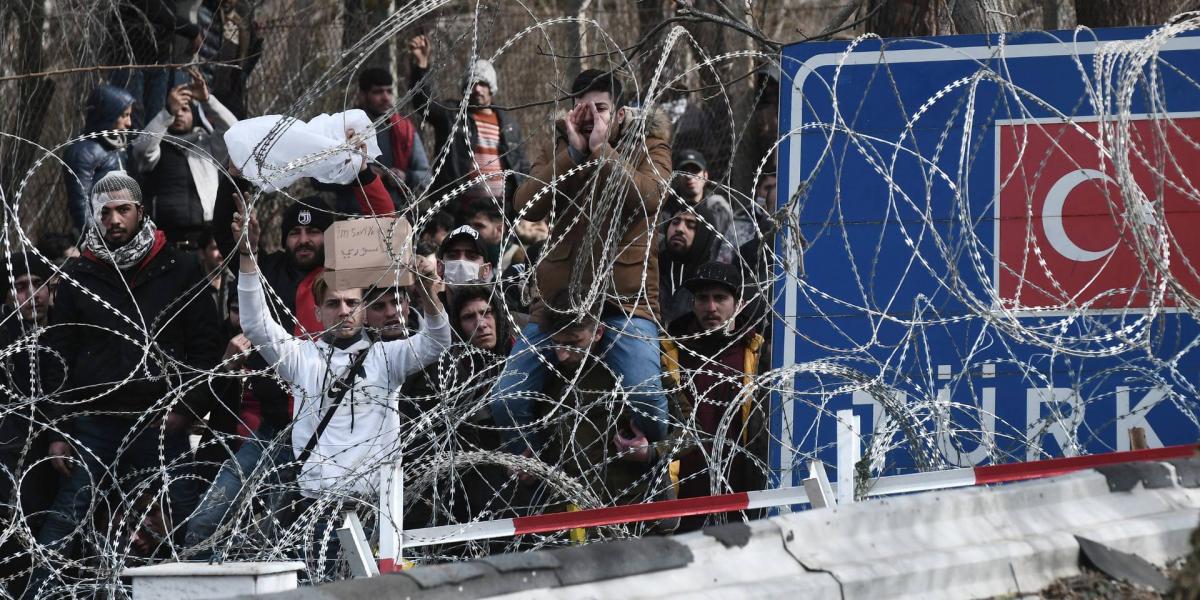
322;217;414;290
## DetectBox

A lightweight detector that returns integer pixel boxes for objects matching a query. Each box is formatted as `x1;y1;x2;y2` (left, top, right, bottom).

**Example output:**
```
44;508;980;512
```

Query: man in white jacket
232;208;449;504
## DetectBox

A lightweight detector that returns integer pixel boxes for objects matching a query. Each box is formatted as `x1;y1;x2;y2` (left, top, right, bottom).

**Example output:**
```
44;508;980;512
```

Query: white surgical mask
443;259;482;285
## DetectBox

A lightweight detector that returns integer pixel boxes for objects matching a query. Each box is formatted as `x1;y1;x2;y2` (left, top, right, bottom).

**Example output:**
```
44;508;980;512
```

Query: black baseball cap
675;149;707;171
683;261;742;298
438;224;488;259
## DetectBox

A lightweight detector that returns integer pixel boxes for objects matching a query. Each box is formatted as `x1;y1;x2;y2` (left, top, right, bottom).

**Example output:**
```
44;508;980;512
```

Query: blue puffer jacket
62;85;135;232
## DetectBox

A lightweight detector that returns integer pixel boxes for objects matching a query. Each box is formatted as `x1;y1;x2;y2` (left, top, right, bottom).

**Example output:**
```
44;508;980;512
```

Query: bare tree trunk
343;0;395;73
1;0;56;216
1042;0;1061;29
867;0;1022;36
1075;0;1199;27
636;0;671;93
563;0;587;85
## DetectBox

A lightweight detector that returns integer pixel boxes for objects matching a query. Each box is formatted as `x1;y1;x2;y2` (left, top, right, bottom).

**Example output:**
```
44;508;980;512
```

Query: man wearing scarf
27;171;222;594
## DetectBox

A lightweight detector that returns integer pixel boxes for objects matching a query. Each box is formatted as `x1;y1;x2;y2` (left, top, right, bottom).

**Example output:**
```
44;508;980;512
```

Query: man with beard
257;200;335;335
671;149;735;261
26;172;221;595
409;35;528;217
659;199;722;327
356;67;431;207
133;69;238;246
666;261;765;532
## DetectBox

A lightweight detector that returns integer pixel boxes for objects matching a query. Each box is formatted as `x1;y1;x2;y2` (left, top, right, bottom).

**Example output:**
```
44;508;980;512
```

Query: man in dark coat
659;197;722;324
63;85;135;233
26;171;221;595
249;199;334;335
666;261;766;532
408;34;529;216
0;254;61;597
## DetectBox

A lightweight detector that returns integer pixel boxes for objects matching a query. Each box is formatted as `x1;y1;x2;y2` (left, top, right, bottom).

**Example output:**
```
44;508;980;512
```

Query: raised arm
132;85;194;172
233;204;307;379
381;258;450;380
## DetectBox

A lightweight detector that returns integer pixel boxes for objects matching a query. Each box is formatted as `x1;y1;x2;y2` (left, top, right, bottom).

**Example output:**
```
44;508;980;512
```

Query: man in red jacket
356;67;431;208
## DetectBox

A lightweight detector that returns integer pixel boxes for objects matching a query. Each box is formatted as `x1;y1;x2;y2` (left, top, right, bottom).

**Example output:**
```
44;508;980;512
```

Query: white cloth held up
225;109;381;192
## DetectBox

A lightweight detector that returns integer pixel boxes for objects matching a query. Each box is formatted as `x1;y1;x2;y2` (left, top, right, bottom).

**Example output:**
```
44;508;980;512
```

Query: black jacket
46;231;222;429
409;64;529;211
63;85;136;232
0;317;61;453
112;0;202;65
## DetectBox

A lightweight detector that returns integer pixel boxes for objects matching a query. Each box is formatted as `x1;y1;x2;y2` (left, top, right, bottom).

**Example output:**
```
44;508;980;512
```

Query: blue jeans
184;424;291;560
490;314;669;453
26;415;196;598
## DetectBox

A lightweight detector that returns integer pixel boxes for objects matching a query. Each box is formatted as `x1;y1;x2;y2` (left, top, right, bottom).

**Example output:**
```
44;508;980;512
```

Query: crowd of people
1;5;782;593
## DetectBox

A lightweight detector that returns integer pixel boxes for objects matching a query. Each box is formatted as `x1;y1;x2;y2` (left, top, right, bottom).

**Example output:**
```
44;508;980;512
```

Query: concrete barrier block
122;561;305;599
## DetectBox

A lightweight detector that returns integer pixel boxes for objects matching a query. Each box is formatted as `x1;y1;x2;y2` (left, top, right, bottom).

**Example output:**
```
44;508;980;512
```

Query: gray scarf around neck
84;217;158;270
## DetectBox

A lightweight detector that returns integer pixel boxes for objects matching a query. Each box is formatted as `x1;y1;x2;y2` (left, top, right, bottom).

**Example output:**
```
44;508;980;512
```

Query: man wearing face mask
436;224;493;307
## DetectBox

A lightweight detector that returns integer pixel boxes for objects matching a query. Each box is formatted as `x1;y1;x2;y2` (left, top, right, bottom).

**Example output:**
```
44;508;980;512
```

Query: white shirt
238;271;450;498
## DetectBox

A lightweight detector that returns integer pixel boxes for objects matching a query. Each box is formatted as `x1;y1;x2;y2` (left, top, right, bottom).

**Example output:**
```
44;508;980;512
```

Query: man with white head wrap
26;171;222;594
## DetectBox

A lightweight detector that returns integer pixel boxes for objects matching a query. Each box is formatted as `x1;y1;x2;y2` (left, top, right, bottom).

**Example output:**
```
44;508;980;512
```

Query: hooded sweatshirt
63;85;136;232
238;270;450;498
658;199;721;324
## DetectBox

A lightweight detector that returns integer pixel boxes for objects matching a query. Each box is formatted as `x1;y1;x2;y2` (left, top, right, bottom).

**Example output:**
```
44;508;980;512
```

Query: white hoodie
238;271;450;498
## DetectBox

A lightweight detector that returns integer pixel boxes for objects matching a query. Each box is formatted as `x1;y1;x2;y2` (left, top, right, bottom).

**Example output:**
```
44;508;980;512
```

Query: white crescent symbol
1042;168;1118;262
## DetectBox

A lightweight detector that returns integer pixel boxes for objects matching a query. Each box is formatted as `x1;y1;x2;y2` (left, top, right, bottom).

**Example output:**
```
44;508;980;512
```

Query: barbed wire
0;0;1197;597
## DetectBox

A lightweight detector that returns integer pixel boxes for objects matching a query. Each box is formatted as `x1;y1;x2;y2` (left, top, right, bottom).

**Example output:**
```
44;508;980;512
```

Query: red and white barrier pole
378;459;404;573
399;443;1199;550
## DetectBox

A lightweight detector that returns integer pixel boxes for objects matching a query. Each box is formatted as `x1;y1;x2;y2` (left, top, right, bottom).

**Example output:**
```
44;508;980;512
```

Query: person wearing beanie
27;170;222;593
666;261;766;532
408;34;529;217
235;197;335;340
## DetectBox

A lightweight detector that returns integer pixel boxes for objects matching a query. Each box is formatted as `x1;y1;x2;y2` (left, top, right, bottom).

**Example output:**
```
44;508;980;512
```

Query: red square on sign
996;117;1200;310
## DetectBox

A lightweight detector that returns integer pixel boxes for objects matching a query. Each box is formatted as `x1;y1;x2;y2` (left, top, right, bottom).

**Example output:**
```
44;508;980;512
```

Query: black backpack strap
295;347;371;466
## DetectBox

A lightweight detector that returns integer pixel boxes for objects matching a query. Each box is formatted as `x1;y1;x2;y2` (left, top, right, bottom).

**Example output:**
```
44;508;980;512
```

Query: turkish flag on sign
996;117;1200;310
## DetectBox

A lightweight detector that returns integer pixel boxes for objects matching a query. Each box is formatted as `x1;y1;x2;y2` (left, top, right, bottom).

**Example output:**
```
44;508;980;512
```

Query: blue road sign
771;27;1200;486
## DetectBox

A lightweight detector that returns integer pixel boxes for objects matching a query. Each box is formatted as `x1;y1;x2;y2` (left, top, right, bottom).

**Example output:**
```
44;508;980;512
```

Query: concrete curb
238;457;1200;599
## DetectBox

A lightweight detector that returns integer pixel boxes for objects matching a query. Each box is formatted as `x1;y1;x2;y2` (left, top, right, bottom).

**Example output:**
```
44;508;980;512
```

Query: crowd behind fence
0;0;1188;598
